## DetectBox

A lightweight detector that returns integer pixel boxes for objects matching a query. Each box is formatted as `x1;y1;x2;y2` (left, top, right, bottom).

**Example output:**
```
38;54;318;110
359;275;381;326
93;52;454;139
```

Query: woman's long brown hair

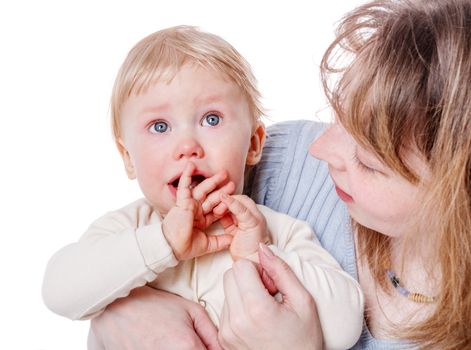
321;1;471;348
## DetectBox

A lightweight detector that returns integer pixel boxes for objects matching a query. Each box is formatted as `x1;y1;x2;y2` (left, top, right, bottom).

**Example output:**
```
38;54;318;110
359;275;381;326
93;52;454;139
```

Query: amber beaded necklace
386;270;437;304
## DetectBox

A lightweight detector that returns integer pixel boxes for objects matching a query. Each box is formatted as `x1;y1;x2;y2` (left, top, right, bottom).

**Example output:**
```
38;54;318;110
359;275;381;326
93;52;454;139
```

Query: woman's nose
309;124;347;171
173;137;204;160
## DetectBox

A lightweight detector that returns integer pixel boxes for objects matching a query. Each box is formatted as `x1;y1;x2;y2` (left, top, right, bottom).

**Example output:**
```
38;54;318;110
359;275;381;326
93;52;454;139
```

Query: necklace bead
386;270;437;304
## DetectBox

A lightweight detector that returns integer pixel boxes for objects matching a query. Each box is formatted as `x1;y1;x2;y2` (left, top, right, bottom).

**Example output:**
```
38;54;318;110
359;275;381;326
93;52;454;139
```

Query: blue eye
202;113;221;127
150;121;169;133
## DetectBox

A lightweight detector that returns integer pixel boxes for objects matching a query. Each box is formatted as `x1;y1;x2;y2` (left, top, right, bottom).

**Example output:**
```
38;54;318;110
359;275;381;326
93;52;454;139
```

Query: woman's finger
257;244;312;308
258;265;278;295
219;302;247;350
188;301;223;350
230;259;272;308
222;266;247;326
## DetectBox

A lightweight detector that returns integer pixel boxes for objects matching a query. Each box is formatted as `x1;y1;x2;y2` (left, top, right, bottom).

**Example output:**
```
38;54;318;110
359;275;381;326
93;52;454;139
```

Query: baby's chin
146;197;174;217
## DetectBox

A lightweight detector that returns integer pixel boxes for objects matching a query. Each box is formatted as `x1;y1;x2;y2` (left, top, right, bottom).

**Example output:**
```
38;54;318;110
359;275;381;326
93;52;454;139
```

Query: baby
42;26;363;349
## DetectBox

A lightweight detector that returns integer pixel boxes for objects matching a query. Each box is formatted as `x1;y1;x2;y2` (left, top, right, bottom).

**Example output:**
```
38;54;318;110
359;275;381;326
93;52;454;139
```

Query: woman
90;0;471;349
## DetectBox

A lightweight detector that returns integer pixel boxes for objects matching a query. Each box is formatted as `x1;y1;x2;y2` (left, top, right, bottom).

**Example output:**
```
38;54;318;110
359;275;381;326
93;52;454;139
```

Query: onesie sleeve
259;206;364;350
42;199;178;320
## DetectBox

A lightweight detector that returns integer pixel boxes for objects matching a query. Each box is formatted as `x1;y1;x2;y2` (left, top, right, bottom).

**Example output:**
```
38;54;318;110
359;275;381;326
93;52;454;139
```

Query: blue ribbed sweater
247;120;412;350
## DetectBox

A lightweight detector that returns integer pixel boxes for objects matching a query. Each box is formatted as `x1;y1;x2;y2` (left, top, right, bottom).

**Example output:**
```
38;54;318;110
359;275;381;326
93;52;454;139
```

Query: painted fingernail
259;243;274;258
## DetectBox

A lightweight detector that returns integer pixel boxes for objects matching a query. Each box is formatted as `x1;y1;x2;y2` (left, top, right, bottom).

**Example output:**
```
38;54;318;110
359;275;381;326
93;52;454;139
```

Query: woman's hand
218;244;324;350
88;286;222;350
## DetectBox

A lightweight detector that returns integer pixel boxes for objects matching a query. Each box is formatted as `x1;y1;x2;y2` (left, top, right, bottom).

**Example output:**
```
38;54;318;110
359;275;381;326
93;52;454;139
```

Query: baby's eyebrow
194;88;240;104
139;103;171;115
194;94;228;105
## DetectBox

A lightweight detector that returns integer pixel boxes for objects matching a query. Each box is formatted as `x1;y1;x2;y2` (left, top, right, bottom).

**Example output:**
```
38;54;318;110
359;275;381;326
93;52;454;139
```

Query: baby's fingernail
220;169;228;178
214;203;227;216
185;161;194;171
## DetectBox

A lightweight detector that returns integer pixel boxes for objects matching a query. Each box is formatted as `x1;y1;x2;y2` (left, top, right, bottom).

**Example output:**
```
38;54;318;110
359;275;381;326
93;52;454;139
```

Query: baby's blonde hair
111;25;263;141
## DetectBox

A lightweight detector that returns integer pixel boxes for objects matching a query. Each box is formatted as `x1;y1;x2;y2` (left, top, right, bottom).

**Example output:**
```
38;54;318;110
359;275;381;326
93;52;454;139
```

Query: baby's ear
116;138;136;179
246;122;266;166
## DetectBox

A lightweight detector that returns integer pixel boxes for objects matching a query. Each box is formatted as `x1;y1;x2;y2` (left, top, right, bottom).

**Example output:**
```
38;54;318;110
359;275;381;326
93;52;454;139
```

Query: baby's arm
260;206;364;350
42;165;233;321
42;200;177;320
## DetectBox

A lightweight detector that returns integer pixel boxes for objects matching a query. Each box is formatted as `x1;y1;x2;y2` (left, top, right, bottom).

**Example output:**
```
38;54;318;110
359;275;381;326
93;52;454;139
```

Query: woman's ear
246;122;266;166
116;138;136;179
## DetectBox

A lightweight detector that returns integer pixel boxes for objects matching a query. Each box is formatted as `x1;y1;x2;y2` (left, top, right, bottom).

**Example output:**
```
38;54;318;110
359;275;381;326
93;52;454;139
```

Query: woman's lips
335;185;354;202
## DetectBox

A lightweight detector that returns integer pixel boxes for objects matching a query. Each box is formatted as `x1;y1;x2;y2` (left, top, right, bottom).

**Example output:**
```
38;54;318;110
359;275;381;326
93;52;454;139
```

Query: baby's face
118;64;262;214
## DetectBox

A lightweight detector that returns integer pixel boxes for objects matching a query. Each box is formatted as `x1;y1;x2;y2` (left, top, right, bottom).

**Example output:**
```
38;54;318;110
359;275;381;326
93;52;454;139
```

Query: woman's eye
353;154;377;174
150;121;169;133
202;113;221;127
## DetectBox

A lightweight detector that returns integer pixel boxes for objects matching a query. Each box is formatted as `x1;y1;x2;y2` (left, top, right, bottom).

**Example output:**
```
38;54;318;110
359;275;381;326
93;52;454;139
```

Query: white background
0;1;365;349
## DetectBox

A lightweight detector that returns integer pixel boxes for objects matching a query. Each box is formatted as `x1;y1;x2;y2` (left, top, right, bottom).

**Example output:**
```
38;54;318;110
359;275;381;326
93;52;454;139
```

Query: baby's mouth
171;174;206;190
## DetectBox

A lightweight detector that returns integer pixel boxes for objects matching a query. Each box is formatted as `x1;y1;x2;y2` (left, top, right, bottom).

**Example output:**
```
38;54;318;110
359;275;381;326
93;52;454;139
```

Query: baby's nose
174;137;204;160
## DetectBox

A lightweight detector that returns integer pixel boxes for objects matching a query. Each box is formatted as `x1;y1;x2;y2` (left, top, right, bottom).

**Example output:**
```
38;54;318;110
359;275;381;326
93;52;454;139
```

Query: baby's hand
162;163;233;261
220;194;268;262
191;168;236;229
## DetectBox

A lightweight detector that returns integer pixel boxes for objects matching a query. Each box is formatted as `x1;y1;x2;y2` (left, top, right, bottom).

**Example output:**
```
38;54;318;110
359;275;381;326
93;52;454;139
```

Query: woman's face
309;123;428;238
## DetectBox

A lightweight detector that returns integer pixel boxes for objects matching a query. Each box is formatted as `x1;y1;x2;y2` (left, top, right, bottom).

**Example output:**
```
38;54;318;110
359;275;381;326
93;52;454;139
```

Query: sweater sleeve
42;199;178;320
260;206;364;350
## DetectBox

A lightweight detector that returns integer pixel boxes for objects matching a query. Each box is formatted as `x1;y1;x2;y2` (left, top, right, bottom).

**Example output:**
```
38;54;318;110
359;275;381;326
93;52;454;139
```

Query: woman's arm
88;245;324;350
218;244;323;350
88;286;222;350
